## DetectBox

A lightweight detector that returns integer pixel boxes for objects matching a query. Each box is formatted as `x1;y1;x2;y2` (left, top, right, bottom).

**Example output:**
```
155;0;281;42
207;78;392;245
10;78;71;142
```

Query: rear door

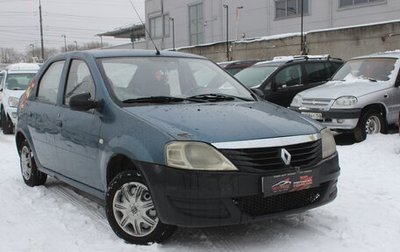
264;64;304;107
28;60;65;170
55;59;102;189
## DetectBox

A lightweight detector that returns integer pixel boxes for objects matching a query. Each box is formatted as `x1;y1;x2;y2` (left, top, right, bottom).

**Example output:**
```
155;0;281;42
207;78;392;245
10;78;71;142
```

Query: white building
144;0;400;50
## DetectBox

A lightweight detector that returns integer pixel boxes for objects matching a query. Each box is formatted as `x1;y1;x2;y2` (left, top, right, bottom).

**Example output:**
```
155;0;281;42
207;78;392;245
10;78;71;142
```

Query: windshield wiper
122;96;206;104
188;93;253;102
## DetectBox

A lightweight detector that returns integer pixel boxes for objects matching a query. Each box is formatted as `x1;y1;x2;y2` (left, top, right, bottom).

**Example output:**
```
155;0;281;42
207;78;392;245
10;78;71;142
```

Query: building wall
178;21;400;62
144;0;400;50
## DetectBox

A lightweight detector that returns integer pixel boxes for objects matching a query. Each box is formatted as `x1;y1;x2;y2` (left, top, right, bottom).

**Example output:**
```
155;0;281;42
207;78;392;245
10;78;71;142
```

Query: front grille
234;183;327;217
220;140;322;173
301;98;333;110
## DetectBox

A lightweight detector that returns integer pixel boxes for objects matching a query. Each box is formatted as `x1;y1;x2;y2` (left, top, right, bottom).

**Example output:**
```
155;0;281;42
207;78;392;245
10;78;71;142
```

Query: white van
0;63;40;134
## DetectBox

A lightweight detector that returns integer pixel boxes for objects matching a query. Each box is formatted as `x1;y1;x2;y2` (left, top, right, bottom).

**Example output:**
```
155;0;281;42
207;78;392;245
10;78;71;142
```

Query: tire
106;171;176;245
353;109;384;142
1;107;14;134
19;140;47;187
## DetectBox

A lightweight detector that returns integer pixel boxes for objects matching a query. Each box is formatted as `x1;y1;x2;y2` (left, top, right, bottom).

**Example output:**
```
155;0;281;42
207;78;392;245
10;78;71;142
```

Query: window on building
339;0;385;8
275;0;309;19
189;3;204;45
149;15;163;38
149;14;170;39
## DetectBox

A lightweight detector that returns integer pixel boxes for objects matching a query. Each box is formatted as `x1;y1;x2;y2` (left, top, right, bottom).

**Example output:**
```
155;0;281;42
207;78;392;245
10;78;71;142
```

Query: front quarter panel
98;106;175;191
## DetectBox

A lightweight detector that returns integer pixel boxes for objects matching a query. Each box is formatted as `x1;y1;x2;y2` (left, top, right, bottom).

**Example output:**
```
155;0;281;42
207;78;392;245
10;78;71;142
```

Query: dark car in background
235;55;343;107
218;60;261;75
16;49;339;245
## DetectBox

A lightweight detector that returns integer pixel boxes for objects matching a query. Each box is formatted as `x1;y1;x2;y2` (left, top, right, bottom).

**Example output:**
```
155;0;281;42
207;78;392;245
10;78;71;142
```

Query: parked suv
290;51;400;142
0;63;40;134
235;55;343;107
218;60;261;75
16;50;340;245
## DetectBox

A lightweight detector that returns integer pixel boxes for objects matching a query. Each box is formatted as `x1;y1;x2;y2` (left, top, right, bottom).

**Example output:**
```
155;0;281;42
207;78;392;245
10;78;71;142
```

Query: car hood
123;102;321;143
299;80;391;99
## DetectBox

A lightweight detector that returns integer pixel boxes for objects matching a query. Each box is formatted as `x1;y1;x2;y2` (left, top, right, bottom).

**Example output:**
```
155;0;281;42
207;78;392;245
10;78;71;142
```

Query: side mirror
251;88;264;97
69;92;100;111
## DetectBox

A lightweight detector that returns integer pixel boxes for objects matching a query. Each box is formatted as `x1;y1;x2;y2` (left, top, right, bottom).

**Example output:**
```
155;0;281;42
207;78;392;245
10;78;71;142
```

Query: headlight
291;94;303;107
332;96;357;108
321;128;336;159
166;141;238;171
8;96;20;108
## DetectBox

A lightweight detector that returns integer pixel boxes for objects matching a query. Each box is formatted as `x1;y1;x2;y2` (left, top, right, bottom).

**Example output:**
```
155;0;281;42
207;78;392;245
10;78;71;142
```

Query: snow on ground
0;132;399;252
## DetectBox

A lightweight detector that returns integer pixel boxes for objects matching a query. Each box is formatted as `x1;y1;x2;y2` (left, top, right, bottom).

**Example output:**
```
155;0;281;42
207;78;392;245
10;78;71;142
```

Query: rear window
6;73;36;90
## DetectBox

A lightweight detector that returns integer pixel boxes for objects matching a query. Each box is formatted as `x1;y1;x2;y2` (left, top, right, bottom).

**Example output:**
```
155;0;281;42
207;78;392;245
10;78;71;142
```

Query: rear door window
304;62;330;84
274;64;302;89
37;61;65;104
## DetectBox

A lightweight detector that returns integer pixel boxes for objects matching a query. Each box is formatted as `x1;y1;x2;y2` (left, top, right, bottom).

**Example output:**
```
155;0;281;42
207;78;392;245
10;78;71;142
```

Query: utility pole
169;17;175;50
235;6;243;41
61;35;67;52
39;0;44;61
74;41;78;51
300;0;305;54
223;4;229;61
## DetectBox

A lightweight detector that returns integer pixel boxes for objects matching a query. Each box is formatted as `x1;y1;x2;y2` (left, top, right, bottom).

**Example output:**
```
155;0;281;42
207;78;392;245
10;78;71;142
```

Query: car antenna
128;0;160;55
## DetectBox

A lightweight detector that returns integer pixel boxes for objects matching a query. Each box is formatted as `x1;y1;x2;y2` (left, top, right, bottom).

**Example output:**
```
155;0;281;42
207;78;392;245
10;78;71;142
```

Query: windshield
332;58;396;82
6;73;36;90
99;57;254;103
235;64;279;88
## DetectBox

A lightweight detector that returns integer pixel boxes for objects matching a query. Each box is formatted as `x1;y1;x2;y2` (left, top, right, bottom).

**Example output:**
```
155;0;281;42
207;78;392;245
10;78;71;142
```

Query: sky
0;0;145;53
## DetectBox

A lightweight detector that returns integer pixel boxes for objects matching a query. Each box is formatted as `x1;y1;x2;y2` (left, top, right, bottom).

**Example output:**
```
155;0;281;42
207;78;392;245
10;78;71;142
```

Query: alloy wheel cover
112;181;159;237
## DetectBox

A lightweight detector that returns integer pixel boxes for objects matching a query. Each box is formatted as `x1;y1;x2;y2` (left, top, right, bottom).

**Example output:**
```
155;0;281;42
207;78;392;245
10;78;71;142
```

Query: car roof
52;49;206;60
353;50;400;60
254;54;342;67
5;63;40;72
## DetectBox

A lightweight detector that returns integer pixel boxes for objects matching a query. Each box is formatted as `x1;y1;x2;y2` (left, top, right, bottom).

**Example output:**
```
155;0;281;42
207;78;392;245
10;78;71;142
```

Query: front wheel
106;171;176;245
19;140;47;187
353;109;384;142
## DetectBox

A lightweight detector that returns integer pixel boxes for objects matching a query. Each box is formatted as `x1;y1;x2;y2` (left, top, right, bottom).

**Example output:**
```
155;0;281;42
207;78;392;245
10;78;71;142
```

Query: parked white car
290;51;400;142
0;63;40;134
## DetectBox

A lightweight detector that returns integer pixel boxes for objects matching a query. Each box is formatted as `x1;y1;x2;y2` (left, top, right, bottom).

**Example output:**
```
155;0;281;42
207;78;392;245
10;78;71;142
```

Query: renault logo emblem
281;148;291;165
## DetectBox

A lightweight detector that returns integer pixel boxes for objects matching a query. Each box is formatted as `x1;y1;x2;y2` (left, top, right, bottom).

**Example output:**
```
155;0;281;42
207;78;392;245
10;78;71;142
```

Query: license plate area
301;112;323;120
262;170;317;197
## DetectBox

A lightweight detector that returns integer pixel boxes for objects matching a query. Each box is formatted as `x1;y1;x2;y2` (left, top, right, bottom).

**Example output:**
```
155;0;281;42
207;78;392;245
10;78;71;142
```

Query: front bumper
138;154;340;228
290;107;362;130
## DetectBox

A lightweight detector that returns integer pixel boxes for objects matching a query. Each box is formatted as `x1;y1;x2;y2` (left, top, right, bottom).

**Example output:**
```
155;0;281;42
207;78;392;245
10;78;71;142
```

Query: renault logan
16;49;340;245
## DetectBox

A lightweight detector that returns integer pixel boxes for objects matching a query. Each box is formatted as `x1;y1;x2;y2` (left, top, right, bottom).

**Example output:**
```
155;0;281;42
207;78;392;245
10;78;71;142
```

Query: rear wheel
1;107;14;134
19;140;47;187
106;171;176;245
353;109;384;142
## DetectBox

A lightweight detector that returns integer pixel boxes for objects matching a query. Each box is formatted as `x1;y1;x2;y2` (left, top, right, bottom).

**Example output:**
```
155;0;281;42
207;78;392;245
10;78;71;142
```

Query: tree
24;46;59;63
0;48;24;63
